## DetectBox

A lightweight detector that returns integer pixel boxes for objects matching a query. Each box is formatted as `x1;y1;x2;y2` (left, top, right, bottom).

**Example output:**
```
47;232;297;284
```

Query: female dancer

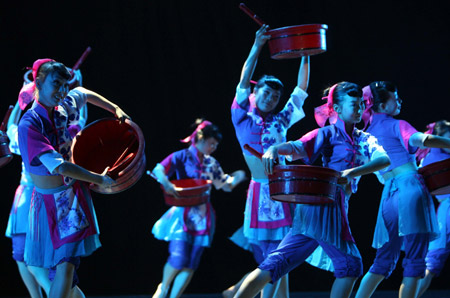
234;81;390;298
18;58;129;298
227;24;310;298
151;119;246;298
355;82;450;298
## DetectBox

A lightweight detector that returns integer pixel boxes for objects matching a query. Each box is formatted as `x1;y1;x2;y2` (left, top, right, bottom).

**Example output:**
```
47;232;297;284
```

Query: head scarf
314;84;338;127
180;120;212;143
18;58;55;110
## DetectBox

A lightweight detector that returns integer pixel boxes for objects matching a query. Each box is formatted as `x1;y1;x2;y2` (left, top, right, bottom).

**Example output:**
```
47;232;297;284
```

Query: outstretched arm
55;162;114;188
297;56;310;91
74;87;130;122
262;142;303;174
340;155;390;184
239;25;271;90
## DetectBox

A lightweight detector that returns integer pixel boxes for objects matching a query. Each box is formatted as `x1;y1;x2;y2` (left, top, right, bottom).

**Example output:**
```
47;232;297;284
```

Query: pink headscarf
180;120;212;143
314;84;338;127
18;58;55;110
415;122;436;164
361;85;374;130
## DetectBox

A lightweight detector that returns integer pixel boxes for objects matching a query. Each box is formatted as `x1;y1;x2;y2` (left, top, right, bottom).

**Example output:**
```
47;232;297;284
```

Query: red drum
267;24;328;59
71;118;146;194
269;165;340;204
0;134;13;168
163;179;212;207
419;158;450;195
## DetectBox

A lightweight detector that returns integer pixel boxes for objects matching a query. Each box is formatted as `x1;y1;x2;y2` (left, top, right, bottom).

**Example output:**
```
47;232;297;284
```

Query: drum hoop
421;167;450;178
271;191;335;200
166;190;211;199
269;176;338;186
270;31;325;41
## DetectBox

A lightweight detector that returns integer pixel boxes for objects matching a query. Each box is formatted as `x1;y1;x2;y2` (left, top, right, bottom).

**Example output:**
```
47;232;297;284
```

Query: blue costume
152;145;232;269
366;113;439;277
230;84;308;262
258;118;387;281
421;148;450;276
18;89;100;271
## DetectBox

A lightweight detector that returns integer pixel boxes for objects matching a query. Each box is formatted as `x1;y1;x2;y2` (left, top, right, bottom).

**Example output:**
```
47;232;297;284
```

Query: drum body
267;24;328;59
0;134;13;168
163;179;212;207
419;158;450;195
71;118;146;194
269;165;339;204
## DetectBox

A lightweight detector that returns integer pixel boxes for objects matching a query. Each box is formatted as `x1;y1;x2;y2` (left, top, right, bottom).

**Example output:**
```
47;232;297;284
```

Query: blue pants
251;240;282;265
11;234;26;262
259;231;362;282
369;193;429;277
168;240;205;270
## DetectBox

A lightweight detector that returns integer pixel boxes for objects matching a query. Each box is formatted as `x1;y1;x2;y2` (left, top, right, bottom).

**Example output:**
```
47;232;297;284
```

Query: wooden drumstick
244;144;263;160
239;3;267;27
70;46;92;74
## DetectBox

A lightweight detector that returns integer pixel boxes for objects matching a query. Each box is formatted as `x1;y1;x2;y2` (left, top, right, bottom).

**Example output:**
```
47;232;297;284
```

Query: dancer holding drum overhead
415;120;450;297
233;81;391;298
225;24;310;298
355;82;450;298
151;119;246;298
17;58;129;298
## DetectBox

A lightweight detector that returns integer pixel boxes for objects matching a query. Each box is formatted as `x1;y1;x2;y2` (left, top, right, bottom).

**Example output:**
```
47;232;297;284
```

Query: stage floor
82;290;450;298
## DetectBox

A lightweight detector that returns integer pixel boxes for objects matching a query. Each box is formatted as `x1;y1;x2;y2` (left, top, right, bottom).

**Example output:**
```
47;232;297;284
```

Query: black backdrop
1;0;450;296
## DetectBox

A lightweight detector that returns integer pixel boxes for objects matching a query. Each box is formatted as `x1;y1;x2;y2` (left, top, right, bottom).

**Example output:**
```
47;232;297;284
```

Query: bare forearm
424;135;450;149
56;162;104;185
240;43;263;89
297;56;310;91
7;101;21;128
75;87;118;114
346;156;390;179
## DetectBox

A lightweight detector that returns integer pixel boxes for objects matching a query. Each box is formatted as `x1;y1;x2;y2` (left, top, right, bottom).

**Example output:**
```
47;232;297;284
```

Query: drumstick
239;3;267;27
109;136;136;171
0;105;13;132
70;46;92;74
244;144;263;160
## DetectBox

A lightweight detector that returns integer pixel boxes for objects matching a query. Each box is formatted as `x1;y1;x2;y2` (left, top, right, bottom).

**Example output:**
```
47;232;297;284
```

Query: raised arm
74;87;130;122
239;25;271;90
297;56;310;91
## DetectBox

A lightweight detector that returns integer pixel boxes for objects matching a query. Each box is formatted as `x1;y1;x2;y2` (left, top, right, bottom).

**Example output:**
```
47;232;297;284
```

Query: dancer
151;119;246;298
355;82;450;298
234;81;390;298
227;24;310;298
415;120;450;297
18;58;129;298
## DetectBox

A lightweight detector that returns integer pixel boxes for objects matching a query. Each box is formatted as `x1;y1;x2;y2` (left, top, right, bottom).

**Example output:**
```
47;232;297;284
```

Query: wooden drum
163;179;212;207
71;118;146;194
419;158;450;195
268;24;328;59
269;165;340;204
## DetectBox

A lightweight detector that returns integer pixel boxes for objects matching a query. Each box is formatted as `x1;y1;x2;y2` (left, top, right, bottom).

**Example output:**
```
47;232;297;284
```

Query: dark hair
193;118;223;143
323;81;362;106
255;75;284;95
433;120;450;137
35;61;71;83
369;81;397;112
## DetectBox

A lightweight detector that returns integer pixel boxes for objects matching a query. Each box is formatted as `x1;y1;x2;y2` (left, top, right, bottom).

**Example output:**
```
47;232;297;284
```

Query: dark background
1;0;449;296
